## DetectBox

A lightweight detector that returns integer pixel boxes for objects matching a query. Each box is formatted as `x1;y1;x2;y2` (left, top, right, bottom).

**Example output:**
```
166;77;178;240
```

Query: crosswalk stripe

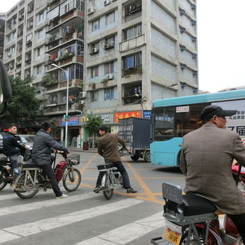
74;212;165;245
0;192;96;217
0;198;143;244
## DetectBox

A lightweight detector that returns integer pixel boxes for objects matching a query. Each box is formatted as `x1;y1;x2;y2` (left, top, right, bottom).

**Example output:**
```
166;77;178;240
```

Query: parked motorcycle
13;151;81;199
151;165;245;245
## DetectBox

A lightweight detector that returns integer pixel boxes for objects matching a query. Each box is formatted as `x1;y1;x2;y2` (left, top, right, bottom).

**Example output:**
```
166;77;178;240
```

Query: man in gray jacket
180;105;245;242
32;122;70;199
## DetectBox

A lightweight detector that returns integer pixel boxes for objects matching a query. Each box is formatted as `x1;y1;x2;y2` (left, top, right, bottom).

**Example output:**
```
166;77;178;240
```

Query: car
16;134;35;152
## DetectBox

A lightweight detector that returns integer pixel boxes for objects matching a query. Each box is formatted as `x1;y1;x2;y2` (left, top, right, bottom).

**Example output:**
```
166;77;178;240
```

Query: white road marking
0;192;96;216
74;212;165;245
0;198;143;244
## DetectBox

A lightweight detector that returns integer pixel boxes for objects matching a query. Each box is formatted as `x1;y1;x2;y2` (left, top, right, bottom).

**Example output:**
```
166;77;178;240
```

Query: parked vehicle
95;156;123;200
118;117;151;162
13;151;81;199
16;134;35;152
151;175;245;245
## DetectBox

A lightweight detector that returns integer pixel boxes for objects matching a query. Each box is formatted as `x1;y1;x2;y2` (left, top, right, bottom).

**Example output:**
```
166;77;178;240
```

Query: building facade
2;0;198;146
84;0;198;127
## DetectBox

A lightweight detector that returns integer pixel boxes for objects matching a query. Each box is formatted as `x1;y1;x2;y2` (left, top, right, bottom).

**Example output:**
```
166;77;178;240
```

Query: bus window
154;107;174;141
175;104;207;136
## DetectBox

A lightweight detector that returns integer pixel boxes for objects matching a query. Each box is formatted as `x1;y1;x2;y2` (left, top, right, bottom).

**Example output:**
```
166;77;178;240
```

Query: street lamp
161;83;177;99
51;63;69;147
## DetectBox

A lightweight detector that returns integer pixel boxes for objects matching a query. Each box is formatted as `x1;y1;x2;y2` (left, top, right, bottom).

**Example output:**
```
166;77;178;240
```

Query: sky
1;0;245;93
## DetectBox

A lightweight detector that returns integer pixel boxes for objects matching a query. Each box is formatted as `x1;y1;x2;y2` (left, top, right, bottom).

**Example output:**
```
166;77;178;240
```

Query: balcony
120;34;146;53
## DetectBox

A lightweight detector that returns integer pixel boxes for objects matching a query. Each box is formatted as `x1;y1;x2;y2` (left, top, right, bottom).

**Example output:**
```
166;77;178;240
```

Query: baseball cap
200;105;237;121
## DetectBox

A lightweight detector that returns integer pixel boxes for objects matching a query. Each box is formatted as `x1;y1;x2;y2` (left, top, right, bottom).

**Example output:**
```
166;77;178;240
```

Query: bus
150;89;245;166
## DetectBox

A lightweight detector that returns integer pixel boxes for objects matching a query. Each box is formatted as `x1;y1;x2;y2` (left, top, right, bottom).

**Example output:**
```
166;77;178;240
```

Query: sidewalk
68;147;97;153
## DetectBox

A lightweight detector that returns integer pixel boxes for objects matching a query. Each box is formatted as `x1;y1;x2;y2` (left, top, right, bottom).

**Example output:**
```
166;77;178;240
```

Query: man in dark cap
180;105;245;242
32;122;70;199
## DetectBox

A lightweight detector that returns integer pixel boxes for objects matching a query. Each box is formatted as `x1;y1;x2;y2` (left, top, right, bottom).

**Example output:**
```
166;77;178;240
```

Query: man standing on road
3;123;26;179
32;122;70;199
180;105;245;242
94;125;137;193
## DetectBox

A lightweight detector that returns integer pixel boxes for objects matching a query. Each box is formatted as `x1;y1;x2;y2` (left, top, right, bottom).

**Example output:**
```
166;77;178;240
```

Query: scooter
151;165;245;245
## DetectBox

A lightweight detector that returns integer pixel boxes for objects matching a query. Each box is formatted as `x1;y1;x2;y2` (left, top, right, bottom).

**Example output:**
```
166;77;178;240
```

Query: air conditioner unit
104;43;110;49
7;52;11;57
88;7;94;15
79;91;86;98
92;47;98;53
104;1;110;6
108;74;114;80
80;100;85;104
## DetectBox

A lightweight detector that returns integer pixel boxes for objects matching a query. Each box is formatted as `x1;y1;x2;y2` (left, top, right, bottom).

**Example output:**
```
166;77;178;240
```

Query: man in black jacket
32;122;70;199
3;123;26;178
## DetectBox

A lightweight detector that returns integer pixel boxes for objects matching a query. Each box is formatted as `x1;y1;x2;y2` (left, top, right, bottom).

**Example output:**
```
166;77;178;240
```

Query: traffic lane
77;152;185;204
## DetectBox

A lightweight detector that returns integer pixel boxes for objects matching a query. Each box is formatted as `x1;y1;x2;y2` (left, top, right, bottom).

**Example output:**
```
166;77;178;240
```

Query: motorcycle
0;156;13;190
95;156;123;200
13;151;81;199
151;165;245;245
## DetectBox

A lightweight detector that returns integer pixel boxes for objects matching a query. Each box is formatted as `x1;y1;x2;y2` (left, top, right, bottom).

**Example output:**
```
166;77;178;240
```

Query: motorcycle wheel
180;228;205;245
63;168;81;192
0;168;8;190
103;174;113;200
15;172;39;199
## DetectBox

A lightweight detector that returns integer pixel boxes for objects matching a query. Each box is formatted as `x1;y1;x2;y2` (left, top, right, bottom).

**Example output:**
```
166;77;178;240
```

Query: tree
2;76;41;124
83;114;103;148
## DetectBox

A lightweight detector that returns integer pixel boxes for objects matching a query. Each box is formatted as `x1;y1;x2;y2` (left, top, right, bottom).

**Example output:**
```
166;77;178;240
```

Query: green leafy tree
3;76;41;123
83;114;103;148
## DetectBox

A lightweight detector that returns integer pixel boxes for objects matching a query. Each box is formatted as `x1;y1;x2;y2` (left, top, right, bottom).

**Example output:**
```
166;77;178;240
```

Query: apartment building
0;13;6;60
85;0;198;131
3;0;85;144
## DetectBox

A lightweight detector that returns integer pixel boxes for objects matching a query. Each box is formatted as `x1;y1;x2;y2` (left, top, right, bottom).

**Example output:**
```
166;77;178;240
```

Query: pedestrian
32;122;70;199
94;125;137;193
180;105;245;242
3;123;26;179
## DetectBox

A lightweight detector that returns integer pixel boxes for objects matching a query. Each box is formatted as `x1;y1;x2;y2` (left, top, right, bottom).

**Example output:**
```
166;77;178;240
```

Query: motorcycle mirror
0;60;12;117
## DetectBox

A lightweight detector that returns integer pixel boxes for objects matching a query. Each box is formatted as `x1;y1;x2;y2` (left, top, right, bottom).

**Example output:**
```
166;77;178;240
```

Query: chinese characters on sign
114;111;141;123
61;116;79;126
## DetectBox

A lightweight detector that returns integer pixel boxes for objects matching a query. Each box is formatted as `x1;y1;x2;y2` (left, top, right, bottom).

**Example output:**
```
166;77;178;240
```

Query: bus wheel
144;151;151;162
131;156;139;161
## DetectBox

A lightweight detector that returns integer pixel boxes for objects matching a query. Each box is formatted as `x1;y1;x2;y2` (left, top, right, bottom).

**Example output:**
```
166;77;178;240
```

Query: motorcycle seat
21;162;40;169
165;194;217;216
97;162;115;170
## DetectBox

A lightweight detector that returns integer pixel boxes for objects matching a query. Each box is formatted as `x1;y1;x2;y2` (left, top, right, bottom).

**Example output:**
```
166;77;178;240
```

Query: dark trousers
96;161;131;189
40;164;63;197
228;213;245;242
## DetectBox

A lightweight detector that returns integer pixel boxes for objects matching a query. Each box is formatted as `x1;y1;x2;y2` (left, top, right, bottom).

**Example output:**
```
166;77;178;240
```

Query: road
0;151;185;245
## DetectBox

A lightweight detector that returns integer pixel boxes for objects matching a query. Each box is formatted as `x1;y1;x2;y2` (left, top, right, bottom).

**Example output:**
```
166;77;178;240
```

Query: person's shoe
93;186;100;193
55;194;68;199
126;188;137;193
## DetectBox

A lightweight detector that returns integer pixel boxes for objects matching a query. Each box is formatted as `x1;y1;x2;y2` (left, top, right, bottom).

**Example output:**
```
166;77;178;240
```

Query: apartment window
123;53;142;69
91;91;98;102
36;65;42;75
7;31;16;43
104;87;114;100
92;18;100;31
36;28;45;40
104;62;114;74
60;0;75;16
105;12;115;25
91;66;99;78
123;24;142;41
26;33;33;43
37;10;45;23
37;47;41;57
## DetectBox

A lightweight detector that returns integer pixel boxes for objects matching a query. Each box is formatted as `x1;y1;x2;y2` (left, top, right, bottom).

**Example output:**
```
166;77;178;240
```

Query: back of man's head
41;122;51;131
8;123;17;129
98;125;108;132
